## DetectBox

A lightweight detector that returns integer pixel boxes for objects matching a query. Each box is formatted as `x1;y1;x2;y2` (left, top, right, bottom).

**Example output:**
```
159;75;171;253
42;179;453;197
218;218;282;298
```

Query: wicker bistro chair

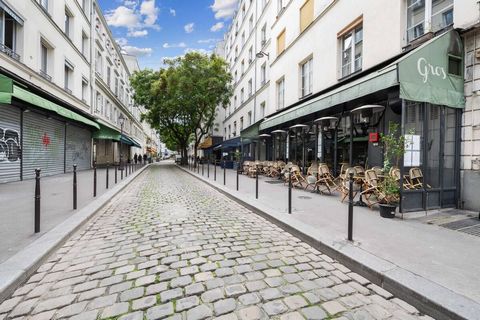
372;166;384;178
338;167;358;202
391;168;413;190
361;169;386;208
305;164;319;192
242;161;251;175
307;164;337;194
409;167;431;189
282;162;294;183
290;165;308;189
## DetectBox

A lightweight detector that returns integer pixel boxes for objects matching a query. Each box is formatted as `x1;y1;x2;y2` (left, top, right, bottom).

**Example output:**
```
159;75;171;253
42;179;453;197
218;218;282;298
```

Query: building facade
217;0;479;212
0;0;156;183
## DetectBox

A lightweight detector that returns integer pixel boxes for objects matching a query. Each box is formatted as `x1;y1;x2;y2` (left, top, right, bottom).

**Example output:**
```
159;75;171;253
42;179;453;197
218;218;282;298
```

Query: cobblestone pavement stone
0;164;435;320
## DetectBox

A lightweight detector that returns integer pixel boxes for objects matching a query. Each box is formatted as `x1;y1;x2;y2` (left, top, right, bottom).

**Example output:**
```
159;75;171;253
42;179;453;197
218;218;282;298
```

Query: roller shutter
0;105;21;182
23;111;65;179
66;124;92;172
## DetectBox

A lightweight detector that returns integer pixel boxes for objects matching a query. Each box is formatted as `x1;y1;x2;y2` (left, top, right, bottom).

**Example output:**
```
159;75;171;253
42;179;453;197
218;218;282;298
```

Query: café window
448;55;461;76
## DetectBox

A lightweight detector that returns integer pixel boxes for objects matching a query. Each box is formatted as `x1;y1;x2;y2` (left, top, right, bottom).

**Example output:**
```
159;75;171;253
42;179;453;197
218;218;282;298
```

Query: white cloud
105;6;140;29
184;48;210;55
210;22;224;32
169;8;176;16
184;23;195;34
198;38;219;44
116;38;152;57
140;0;159;26
163;42;187;48
127;29;148;37
123;0;137;8
122;45;153;56
211;0;238;20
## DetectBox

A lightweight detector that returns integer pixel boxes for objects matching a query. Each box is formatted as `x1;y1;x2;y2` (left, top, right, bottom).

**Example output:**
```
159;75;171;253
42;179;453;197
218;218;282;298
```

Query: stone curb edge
0;165;151;303
178;164;480;320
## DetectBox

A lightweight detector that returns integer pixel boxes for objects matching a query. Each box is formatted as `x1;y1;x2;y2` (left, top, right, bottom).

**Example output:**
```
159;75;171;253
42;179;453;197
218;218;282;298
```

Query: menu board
404;134;421;167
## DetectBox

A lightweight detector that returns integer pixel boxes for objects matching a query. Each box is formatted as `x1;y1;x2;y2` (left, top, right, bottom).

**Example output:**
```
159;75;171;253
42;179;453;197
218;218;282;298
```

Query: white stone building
0;0;154;183
217;0;479;212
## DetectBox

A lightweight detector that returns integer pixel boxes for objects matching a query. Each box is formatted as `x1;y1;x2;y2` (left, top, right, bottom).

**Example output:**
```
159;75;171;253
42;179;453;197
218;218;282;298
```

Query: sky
98;0;238;70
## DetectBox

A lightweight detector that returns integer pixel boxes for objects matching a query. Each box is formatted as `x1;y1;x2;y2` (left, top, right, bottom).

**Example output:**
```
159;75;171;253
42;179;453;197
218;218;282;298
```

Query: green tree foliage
130;52;232;164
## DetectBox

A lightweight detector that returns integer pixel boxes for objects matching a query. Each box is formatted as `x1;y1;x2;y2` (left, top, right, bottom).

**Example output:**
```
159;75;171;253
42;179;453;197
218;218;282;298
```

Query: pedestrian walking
138;155;142;164
143;154;147;163
134;153;138;164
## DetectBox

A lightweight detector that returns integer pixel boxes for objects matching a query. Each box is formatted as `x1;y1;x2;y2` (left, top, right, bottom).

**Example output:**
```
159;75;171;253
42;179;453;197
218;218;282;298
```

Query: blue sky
98;0;238;69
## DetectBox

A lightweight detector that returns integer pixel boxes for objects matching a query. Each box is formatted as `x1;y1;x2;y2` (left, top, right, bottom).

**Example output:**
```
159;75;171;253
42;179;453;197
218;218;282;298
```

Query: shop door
23;111;65;179
66;124;92;172
0;105;21;183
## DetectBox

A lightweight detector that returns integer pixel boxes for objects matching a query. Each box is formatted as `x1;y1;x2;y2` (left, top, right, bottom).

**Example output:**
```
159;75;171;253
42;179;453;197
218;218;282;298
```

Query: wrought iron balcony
39;69;52;82
0;44;20;61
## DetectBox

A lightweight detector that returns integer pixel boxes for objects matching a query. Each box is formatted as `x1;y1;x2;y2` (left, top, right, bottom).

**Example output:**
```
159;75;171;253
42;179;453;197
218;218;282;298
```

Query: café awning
241;121;261;139
0;74;100;130
260;30;464;131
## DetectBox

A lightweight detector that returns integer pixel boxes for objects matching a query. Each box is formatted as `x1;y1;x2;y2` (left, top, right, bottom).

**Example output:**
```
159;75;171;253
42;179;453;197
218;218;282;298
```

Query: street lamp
289;124;309;173
256;51;269;59
314;116;339;174
119;114;125;171
258;134;271;160
271;129;287;162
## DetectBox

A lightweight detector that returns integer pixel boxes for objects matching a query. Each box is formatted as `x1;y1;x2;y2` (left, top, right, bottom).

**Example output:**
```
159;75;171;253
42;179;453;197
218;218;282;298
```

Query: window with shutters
277;29;286;55
300;0;314;33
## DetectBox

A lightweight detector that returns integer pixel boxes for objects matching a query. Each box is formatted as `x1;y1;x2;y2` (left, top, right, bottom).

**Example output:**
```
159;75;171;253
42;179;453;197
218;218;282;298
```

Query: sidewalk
0;164;145;264
182;163;480;319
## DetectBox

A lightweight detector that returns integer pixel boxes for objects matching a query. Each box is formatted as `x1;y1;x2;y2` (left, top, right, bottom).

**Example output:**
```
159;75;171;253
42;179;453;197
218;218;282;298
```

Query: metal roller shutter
0;105;21;183
23;111;65;179
66;124;92;172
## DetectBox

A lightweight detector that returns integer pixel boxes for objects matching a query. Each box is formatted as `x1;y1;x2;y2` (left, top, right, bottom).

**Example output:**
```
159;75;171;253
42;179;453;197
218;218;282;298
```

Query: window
249;15;254;34
95;50;102;74
300;0;314;33
107;64;111;86
341;25;362;77
300;58;313;97
240;88;244;103
40;41;51;80
277;77;285;110
260;63;266;85
234;95;237;109
260;102;266;118
277;29;286;55
82;0;89;13
234;70;238;82
241;60;245;74
240;117;244;130
95;92;102;113
248;111;252;125
233;121;237;136
277;0;284;14
228;125;231;139
248;46;253;63
242;32;245;45
248;79;253;97
64;61;73;93
64;8;72;38
0;8;19;59
261;24;267;46
81;78;88;102
114;77;119;96
40;0;48;11
406;0;453;42
224;128;227;139
81;32;89;57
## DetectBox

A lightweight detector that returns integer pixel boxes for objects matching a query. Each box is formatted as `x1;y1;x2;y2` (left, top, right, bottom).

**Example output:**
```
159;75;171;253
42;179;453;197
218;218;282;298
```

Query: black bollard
106;163;110;189
223;160;226;185
207;159;210;178
197;161;200;174
34;168;41;233
214;160;217;181
202;162;204;176
121;165;124;180
236;167;239;191
288;168;292;214
126;163;128;178
256;165;259;199
115;165;118;184
73;165;77;210
93;162;97;197
348;172;354;241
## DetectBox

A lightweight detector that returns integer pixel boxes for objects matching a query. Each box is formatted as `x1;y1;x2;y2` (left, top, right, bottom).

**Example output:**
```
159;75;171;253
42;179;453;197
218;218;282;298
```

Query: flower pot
379;204;397;218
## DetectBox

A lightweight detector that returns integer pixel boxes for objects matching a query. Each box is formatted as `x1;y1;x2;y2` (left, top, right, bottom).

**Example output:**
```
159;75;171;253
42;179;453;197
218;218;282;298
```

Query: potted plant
377;122;410;218
232;151;242;171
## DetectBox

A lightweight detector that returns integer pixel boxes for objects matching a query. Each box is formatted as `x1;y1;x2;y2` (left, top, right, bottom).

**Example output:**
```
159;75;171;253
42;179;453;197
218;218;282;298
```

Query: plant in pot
377;122;410;218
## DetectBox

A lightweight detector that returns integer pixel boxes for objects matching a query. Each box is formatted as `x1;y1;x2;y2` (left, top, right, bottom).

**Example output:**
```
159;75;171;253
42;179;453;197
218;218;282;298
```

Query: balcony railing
64;87;72;95
0;44;20;61
39;69;52;82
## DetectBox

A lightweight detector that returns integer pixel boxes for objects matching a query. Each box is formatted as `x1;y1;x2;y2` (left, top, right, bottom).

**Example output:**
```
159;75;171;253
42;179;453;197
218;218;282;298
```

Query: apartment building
0;0;154;183
216;0;479;212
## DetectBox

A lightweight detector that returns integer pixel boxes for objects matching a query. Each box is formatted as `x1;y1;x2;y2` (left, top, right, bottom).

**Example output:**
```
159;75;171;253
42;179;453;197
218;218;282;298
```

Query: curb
0;165;150;303
178;164;480;320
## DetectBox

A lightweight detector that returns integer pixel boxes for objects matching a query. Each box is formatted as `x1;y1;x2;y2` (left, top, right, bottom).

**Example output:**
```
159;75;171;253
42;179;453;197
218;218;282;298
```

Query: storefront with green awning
259;30;464;213
0;74;99;182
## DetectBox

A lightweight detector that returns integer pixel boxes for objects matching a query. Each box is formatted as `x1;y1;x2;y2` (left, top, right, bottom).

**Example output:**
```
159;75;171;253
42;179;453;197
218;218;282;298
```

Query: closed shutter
300;0;314;32
23;111;65;179
0;105;21;183
66;124;92;171
277;29;286;55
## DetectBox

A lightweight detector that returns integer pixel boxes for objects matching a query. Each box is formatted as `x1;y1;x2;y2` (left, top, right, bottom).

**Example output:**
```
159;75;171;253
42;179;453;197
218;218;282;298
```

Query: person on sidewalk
134;154;138;164
138;155;142;164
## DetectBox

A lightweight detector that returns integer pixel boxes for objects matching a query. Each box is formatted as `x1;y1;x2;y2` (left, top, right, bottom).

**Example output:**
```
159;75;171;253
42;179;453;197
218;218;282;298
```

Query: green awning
0;74;99;130
93;124;121;141
121;135;141;148
241;121;261;139
260;30;464;131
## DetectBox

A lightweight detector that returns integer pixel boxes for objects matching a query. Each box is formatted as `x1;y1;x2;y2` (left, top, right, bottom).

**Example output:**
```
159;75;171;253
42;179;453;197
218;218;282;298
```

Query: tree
130;52;232;165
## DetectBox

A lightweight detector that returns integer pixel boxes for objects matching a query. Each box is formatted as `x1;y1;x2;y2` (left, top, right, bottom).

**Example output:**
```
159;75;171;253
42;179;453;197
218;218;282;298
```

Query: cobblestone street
0;163;433;320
